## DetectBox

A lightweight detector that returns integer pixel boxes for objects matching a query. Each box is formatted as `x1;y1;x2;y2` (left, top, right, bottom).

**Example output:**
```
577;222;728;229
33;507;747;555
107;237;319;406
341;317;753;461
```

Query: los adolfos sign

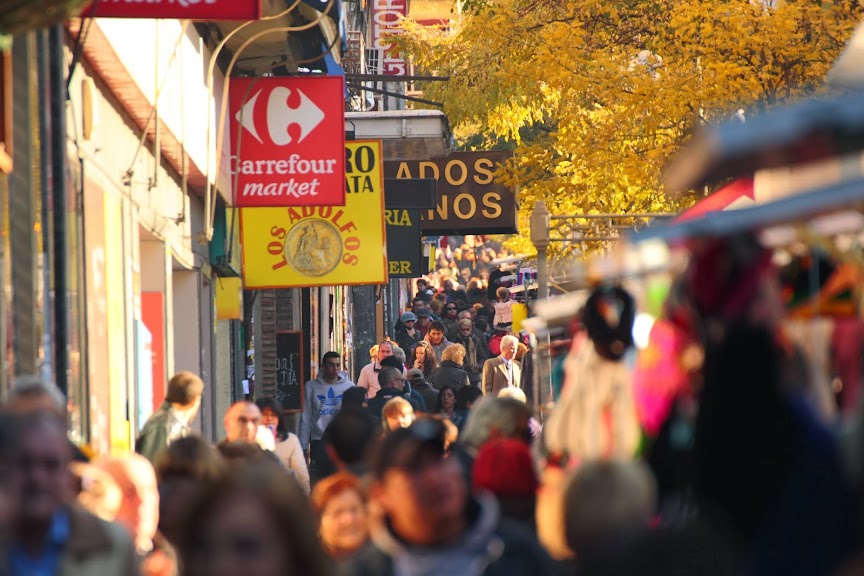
80;0;261;20
230;76;346;207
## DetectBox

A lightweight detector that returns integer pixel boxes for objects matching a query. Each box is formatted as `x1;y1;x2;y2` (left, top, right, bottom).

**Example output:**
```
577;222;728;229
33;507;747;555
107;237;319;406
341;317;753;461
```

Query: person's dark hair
433;384;458;413
165;371;204;406
456;385;483;411
380;356;404;371
255;397;287;441
475;318;489;333
476;307;493;320
178;461;331;576
582;286;635;361
324;409;377;466
378;366;403;389
155;435;221;482
429;320;445;333
342;387;368;409
411;341;439;375
216;441;276;465
321;351;340;366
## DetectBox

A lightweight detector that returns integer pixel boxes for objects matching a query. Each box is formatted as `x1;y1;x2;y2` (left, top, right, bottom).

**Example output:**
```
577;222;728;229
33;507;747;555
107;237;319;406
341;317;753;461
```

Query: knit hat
400;311;418;323
472;438;538;498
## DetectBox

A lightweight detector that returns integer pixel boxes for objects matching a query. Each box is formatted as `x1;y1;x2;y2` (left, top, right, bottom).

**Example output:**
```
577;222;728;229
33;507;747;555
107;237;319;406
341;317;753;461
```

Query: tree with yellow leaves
399;0;862;257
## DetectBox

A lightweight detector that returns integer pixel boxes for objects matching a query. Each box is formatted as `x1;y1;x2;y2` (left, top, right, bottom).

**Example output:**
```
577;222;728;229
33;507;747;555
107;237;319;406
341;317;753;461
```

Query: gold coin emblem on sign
284;220;343;277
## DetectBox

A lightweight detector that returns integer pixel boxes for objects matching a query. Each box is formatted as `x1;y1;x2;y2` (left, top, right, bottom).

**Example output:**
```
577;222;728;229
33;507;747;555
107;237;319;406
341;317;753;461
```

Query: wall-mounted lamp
345;120;356;141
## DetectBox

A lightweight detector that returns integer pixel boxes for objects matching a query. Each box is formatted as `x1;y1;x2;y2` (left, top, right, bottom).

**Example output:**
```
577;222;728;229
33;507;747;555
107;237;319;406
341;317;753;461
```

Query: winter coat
344;495;553;576
299;372;355;450
410;380;440;413
452;334;488;385
430;361;470;391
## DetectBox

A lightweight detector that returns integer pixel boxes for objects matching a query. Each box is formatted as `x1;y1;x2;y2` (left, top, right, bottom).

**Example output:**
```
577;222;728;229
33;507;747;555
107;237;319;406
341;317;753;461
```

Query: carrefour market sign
240;141;387;289
229;76;345;207
80;0;261;19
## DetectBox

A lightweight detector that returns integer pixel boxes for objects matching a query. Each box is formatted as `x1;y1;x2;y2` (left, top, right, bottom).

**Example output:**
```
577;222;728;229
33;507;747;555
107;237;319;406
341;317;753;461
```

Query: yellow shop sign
240;141;388;289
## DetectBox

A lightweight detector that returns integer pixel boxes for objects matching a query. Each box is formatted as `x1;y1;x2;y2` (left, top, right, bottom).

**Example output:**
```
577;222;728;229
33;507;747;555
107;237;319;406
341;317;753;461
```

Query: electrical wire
205;0;337;242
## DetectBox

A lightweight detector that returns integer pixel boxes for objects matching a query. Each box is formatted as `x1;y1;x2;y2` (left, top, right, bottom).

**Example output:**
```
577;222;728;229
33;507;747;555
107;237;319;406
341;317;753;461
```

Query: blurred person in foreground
8;412;139;575
177;460;331;576
257;398;310;494
135;372;203;464
321;408;378;478
381;398;415;434
473;438;538;533
345;419;552;576
561;460;656;575
451;397;533;488
95;454;176;576
153;436;220;547
311;472;369;563
301;352;355;482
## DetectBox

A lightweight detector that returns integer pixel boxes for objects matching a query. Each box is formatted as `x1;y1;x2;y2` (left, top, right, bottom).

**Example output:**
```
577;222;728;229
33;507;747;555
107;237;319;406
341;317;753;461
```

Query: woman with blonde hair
430;343;470;391
381;397;415;433
310;472;369;562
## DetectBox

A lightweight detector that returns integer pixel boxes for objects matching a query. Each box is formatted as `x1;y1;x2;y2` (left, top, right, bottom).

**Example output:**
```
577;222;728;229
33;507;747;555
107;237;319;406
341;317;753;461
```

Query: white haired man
481;334;521;396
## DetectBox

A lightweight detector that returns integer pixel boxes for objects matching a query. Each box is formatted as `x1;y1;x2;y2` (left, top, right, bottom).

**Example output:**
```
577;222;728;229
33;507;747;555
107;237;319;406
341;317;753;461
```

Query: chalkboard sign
275;331;304;413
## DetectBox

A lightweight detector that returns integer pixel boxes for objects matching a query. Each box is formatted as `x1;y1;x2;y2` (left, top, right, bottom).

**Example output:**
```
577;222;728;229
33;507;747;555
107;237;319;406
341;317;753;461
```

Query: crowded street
2;0;864;575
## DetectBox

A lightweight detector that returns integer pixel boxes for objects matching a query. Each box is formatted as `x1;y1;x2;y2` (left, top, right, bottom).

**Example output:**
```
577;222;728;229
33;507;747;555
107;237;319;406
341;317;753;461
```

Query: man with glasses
441;302;460;335
358;340;400;399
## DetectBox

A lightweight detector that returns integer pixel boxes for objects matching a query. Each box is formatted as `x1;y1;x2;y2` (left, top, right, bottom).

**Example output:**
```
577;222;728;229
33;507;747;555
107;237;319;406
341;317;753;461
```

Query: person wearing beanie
472;438;539;532
395;311;422;353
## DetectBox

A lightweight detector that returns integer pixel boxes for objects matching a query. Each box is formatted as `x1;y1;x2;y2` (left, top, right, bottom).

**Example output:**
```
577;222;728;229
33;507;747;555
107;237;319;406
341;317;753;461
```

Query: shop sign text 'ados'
80;0;261;20
240;141;387;289
230;76;346;207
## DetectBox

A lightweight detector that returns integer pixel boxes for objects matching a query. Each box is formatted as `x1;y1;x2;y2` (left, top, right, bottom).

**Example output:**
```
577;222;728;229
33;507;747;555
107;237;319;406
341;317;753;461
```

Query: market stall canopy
199;0;345;77
664;93;864;194
675;178;754;222
0;0;89;33
632;178;864;246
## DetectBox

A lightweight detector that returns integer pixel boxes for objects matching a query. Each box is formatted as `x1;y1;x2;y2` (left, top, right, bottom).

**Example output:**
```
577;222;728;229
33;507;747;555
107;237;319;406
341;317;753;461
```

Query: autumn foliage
399;0;863;256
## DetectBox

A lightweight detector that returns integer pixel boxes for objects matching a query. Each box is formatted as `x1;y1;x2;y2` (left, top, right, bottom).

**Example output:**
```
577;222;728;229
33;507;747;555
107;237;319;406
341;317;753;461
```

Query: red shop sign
80;0;261;20
229;76;346;207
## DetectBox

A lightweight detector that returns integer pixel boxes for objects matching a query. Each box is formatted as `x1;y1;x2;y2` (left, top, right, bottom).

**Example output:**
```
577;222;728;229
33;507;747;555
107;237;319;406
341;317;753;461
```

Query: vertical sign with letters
384;151;518;234
371;0;408;75
385;209;422;278
230;76;345;207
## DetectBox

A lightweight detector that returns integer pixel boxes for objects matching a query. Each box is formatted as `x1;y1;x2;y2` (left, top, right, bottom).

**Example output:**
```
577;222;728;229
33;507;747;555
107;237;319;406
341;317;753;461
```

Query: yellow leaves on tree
398;0;862;258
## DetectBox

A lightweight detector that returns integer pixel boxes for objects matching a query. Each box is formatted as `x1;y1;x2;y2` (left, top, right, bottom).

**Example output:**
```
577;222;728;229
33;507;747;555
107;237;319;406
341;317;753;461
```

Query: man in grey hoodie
346;419;552;576
300;351;355;481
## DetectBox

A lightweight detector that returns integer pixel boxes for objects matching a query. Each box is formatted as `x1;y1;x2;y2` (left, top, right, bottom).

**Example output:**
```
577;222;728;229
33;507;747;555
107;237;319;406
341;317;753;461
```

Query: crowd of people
3;231;864;575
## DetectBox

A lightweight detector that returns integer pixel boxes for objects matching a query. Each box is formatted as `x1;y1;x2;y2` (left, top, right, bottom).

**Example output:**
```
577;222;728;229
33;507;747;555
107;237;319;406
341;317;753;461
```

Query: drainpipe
49;25;68;396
